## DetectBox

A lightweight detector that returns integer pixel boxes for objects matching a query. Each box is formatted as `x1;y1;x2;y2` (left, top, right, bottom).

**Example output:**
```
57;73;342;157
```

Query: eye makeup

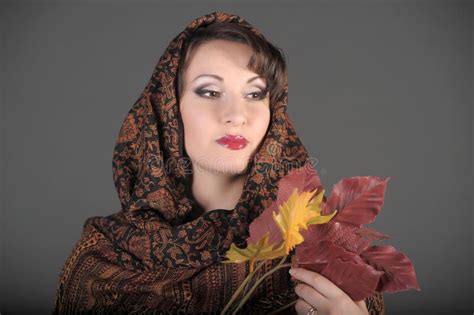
193;87;268;100
194;88;221;98
191;73;269;101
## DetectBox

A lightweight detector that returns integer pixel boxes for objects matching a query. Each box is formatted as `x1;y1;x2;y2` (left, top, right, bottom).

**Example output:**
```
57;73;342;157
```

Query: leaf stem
220;259;266;315
267;300;297;315
231;255;289;315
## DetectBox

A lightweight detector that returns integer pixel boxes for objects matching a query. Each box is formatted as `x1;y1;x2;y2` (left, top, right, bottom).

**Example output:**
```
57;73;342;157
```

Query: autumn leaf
361;245;420;293
223;167;335;264
247;166;325;248
320;176;390;224
295;175;420;301
247;201;283;251
275;166;324;206
296;240;385;301
273;187;336;253
222;231;286;264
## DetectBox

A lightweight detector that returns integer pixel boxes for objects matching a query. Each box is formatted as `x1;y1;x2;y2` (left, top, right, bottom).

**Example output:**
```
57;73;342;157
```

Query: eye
247;91;267;101
195;88;221;99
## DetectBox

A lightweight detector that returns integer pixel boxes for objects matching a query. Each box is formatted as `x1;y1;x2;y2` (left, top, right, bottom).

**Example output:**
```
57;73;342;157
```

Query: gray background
1;0;472;314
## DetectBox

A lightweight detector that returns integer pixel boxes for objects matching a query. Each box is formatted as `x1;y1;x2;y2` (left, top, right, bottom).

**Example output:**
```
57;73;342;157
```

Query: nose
221;95;247;127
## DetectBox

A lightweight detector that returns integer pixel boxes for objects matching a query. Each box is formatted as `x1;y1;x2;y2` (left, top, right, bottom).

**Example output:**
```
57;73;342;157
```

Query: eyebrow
192;74;264;84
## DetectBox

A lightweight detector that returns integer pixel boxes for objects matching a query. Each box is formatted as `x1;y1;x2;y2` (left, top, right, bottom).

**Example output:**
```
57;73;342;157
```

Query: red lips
216;134;249;150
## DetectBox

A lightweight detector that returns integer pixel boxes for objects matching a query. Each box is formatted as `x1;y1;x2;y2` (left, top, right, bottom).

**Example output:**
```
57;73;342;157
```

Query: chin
212;160;250;175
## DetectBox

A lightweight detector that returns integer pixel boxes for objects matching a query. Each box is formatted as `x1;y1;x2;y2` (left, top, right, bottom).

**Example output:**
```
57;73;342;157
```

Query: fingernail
289;268;296;275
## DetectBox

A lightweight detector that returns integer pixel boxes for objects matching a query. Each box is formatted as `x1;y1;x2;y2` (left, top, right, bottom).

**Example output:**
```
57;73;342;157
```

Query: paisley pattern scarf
52;11;385;314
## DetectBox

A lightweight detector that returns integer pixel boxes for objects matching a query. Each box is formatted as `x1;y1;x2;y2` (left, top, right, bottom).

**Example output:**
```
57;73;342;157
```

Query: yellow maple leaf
307;188;338;225
222;188;337;268
222;231;287;264
273;188;337;253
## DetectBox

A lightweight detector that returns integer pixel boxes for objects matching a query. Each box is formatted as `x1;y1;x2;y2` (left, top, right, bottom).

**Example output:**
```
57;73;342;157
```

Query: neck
190;165;247;213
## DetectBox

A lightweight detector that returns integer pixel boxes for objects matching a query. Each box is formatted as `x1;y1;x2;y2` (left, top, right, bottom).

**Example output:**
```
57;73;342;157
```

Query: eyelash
195;89;267;101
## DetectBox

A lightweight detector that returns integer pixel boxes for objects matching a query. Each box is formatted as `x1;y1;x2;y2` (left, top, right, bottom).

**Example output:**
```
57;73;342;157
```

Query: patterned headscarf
52;11;384;314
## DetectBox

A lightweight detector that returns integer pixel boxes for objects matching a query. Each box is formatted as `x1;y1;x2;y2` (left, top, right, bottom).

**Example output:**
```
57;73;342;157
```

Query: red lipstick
216;134;249;150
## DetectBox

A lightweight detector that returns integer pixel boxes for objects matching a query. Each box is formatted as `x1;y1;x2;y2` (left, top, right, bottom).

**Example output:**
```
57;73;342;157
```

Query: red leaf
300;221;371;254
295;240;383;301
248;201;282;246
355;226;391;242
295;174;419;300
322;176;390;226
276;166;323;206
319;256;383;301
361;245;421;293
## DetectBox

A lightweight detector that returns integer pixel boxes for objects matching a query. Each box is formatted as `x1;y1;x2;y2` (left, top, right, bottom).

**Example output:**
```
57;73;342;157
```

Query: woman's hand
289;268;369;315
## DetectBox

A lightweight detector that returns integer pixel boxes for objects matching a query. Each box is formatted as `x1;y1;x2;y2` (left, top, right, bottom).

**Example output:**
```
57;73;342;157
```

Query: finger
294;282;326;311
290;267;347;299
294;298;314;315
355;299;366;306
356;299;368;312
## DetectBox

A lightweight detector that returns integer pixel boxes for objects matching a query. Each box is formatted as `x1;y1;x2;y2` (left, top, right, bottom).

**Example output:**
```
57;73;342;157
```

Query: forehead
183;40;255;78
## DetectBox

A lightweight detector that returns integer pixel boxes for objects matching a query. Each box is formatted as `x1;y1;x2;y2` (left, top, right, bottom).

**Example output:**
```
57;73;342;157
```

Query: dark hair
176;22;288;106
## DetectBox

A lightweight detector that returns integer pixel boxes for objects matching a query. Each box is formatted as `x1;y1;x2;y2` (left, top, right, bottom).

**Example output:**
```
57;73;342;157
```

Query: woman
52;11;385;314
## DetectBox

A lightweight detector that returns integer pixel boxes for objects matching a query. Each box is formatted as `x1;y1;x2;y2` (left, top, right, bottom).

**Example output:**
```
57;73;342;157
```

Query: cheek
251;107;271;141
180;105;216;151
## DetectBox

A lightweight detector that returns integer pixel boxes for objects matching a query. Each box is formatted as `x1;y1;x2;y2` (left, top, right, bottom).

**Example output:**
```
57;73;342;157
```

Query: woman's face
179;39;271;176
